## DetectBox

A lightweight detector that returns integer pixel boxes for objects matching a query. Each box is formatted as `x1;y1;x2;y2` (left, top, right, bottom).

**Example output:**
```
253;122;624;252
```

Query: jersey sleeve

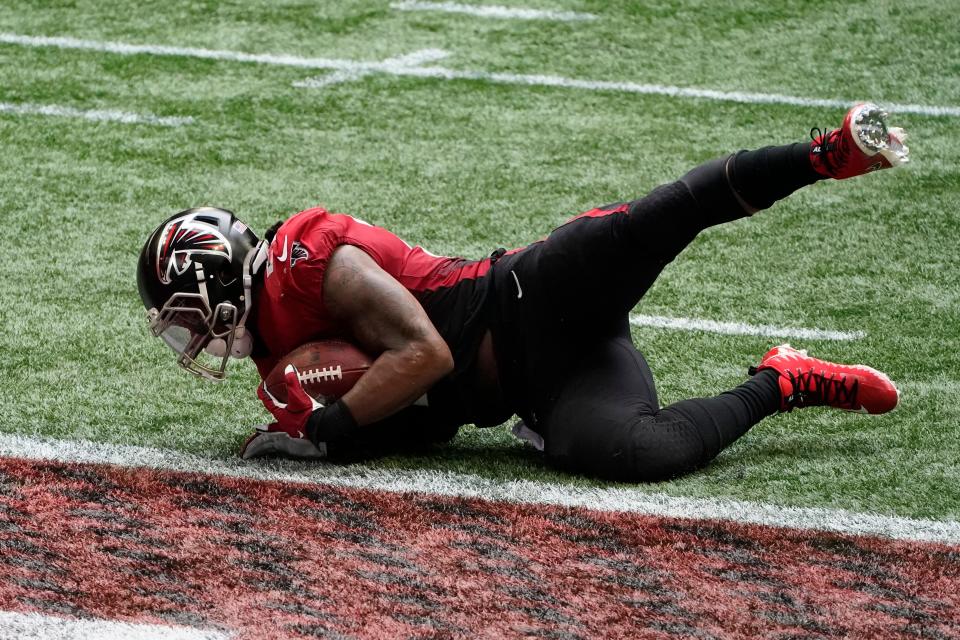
288;221;341;299
252;208;351;366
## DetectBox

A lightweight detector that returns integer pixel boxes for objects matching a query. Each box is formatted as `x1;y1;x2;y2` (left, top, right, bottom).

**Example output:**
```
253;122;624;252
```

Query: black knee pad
544;416;705;483
623;416;707;481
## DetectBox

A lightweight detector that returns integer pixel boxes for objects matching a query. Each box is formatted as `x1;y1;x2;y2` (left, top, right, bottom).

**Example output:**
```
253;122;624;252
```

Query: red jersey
251;207;501;425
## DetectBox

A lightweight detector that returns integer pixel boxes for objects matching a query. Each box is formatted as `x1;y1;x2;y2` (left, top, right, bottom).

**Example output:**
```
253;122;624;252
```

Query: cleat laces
810;126;843;176
784;368;859;410
751;343;899;414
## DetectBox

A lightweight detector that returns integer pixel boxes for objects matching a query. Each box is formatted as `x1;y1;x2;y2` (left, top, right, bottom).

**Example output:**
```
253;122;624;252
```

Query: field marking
0;32;400;72
393;66;960;116
899;378;960;396
0;434;957;546
0;611;228;640
0;101;193;126
2;32;959;117
629;313;866;341
293;48;449;89
390;1;597;21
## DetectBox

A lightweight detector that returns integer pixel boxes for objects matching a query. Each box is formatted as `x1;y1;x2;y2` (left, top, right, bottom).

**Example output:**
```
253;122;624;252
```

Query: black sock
728;143;823;210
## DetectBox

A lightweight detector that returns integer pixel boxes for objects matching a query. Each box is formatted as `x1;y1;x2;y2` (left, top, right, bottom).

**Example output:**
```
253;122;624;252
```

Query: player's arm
322;244;454;427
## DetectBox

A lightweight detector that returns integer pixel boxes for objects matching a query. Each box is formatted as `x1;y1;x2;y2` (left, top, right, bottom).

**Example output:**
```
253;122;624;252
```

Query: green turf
0;0;958;521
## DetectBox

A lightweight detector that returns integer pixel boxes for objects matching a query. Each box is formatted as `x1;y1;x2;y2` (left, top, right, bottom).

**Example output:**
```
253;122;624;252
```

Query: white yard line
899;378;960;395
0;611;228;640
0;433;957;545
2;32;958;117
0;32;374;71
394;65;960;116
0;101;192;126
293;48;449;89
390;1;597;21
629;313;866;341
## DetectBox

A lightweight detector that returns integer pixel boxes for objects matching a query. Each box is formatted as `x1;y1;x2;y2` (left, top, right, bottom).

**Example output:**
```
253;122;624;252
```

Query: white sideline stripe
0;101;193;126
390;1;597;21
0;434;957;546
0;611;229;640
629;313;866;341
2;32;958;117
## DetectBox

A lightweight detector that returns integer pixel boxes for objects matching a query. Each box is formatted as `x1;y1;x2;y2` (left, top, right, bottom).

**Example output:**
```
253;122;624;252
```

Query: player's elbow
415;335;454;380
429;337;455;378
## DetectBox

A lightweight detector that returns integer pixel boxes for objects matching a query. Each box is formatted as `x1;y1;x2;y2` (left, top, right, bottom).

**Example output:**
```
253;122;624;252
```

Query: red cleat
810;102;909;179
750;344;899;414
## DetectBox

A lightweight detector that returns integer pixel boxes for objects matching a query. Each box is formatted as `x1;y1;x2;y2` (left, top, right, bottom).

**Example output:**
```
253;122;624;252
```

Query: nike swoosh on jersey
276;236;288;262
511;270;523;299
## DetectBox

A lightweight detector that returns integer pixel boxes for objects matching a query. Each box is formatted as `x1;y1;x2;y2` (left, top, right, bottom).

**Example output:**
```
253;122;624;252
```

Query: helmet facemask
146;275;243;381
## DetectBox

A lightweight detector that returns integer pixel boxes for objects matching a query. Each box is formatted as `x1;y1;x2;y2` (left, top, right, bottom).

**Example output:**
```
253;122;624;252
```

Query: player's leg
540;336;899;482
539;333;781;481
491;103;907;445
533;103;909;321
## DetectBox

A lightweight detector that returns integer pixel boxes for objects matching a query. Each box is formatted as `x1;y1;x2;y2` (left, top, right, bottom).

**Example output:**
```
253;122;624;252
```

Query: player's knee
544;418;632;481
545;415;706;483
627;422;705;481
679;154;749;225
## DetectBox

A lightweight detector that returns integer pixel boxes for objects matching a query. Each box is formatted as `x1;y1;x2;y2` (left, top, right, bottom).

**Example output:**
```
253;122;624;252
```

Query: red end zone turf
0;457;957;639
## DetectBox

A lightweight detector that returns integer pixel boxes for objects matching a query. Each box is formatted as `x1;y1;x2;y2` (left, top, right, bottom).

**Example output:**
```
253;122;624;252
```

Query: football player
137;103;907;481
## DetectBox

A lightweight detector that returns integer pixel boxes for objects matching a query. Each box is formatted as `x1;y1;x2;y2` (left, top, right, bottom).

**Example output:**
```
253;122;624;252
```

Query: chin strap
248;238;270;279
231;239;269;358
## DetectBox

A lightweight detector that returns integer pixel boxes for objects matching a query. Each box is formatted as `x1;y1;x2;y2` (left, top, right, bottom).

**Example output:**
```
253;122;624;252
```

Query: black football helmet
137;207;268;380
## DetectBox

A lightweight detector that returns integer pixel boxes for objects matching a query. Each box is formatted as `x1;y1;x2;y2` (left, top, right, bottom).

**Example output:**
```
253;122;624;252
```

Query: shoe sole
849;103;910;167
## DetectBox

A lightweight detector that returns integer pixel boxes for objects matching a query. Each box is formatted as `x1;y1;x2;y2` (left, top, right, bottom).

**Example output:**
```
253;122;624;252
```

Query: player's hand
257;364;324;440
240;425;327;460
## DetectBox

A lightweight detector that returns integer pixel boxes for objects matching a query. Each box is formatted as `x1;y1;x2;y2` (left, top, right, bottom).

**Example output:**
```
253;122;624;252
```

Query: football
262;339;373;404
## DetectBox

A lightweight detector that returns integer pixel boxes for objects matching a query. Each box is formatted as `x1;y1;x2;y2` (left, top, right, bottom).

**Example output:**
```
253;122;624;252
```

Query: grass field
1;0;959;530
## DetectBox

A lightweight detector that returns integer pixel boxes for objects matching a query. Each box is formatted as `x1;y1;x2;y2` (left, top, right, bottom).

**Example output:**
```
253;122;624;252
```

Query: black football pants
490;144;820;481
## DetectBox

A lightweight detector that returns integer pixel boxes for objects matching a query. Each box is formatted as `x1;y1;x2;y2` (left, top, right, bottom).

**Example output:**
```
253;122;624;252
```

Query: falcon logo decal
290;241;309;267
155;215;231;285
